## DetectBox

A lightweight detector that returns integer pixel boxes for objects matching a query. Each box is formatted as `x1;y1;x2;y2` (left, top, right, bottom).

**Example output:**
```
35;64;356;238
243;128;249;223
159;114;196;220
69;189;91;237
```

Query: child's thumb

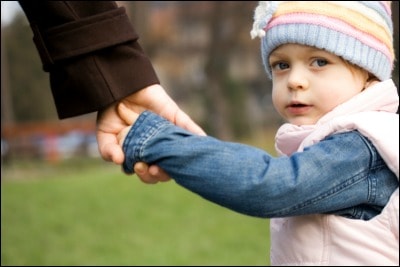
117;102;138;125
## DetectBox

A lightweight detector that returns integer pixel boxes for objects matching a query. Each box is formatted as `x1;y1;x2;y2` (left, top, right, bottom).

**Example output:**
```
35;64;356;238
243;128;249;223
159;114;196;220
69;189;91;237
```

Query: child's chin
289;118;318;126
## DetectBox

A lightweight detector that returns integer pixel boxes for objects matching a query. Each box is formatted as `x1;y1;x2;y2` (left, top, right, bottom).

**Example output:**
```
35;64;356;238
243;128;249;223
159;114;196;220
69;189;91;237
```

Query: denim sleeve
122;111;398;219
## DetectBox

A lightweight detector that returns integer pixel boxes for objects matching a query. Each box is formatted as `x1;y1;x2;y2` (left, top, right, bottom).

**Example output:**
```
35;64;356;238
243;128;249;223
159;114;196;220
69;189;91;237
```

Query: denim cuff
122;110;171;174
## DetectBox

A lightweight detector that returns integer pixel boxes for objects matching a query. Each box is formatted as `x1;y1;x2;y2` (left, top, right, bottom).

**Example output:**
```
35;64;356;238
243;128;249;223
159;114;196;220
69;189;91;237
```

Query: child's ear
364;73;379;89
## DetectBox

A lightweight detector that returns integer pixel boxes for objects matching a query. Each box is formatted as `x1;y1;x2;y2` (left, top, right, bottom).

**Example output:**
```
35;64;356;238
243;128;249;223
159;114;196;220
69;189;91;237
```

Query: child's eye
312;58;328;67
271;61;290;71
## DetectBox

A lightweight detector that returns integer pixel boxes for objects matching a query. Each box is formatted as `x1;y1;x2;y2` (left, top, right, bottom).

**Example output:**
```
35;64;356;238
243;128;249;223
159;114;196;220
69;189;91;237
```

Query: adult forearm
18;1;159;118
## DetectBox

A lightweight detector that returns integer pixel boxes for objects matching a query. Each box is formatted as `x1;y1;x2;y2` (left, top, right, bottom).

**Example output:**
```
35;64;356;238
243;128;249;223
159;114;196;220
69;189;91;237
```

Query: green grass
1;158;270;266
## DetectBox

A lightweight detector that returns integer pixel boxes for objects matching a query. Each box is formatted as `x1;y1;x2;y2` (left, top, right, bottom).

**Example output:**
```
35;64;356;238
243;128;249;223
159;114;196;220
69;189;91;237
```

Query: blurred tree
202;2;257;139
2;13;57;122
1;22;14;123
124;1;152;53
126;1;262;139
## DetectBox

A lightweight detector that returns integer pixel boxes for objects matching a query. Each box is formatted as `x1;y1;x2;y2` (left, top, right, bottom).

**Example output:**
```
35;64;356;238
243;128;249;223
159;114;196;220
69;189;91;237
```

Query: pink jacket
271;80;399;265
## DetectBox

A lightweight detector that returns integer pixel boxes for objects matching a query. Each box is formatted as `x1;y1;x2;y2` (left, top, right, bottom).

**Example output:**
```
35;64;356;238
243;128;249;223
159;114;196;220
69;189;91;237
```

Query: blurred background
1;1;399;161
1;1;282;165
1;1;399;266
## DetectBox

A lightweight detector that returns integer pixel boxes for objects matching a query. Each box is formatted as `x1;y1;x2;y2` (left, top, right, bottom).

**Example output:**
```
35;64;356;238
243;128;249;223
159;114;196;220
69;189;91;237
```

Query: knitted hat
250;1;394;81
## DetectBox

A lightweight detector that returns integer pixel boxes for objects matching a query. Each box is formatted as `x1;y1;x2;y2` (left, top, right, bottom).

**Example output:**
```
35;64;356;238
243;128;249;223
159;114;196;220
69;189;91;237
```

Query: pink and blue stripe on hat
251;1;394;81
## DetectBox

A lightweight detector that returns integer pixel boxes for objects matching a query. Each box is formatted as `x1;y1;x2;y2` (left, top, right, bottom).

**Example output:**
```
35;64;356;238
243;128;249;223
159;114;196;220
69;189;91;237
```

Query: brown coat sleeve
18;1;160;119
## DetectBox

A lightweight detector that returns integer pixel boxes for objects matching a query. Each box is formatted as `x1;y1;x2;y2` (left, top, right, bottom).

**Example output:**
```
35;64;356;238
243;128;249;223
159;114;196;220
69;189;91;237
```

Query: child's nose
287;67;309;91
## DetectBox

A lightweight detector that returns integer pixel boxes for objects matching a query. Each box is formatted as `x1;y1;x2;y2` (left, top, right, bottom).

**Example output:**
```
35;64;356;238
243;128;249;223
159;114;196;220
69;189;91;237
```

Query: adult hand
119;84;205;135
97;84;206;183
118;84;206;183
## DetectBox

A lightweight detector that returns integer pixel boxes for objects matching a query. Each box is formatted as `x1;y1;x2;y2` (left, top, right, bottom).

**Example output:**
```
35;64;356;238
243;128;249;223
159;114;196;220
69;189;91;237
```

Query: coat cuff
31;7;137;71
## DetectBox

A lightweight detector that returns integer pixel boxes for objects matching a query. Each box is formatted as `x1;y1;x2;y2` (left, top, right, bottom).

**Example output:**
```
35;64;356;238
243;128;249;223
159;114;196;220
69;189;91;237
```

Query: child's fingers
148;165;171;182
134;163;171;184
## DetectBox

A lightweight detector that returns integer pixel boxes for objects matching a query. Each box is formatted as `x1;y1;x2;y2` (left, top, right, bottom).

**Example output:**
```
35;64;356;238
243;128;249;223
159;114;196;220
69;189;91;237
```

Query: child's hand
117;102;171;183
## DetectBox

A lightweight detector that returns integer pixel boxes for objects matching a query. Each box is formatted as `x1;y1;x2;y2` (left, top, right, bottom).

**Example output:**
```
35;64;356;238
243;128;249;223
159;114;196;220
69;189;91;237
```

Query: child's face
269;44;368;125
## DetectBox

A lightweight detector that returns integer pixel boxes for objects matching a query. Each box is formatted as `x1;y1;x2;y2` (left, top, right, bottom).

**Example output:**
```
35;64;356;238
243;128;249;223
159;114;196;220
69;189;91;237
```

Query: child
117;1;399;265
